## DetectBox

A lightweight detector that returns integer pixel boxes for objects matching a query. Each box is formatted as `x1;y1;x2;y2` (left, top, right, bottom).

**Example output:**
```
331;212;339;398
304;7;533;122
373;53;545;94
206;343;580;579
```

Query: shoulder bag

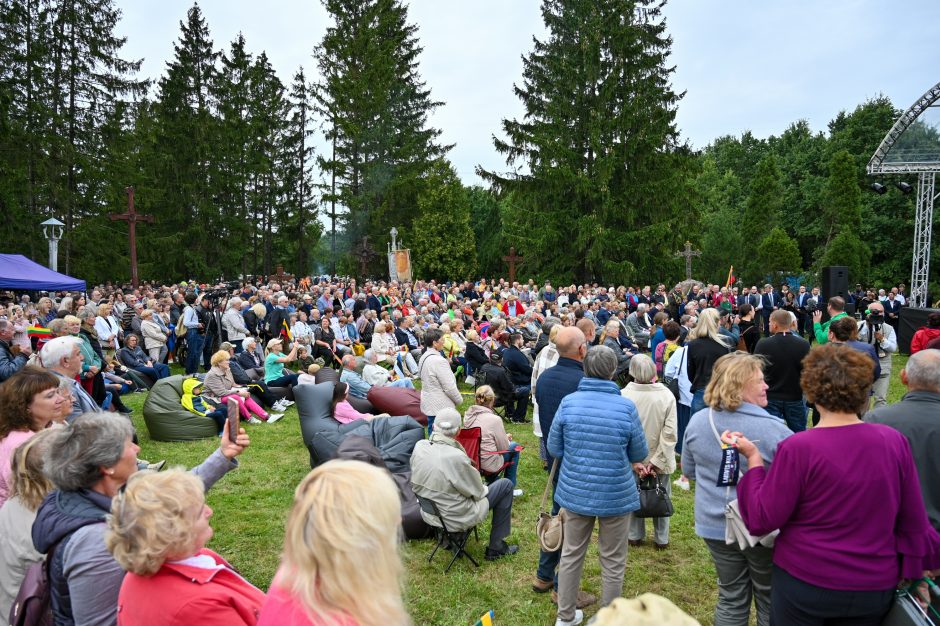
536;459;565;552
708;409;779;549
662;347;685;402
634;473;674;518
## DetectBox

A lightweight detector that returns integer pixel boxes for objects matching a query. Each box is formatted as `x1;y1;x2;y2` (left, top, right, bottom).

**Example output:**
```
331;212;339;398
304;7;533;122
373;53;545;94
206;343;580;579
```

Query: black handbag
635;474;674;519
661;346;685;402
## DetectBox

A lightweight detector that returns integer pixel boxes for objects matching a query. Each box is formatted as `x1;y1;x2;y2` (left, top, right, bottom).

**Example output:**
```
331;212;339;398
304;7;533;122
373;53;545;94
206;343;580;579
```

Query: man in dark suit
795;285;811;337
760;284;779;335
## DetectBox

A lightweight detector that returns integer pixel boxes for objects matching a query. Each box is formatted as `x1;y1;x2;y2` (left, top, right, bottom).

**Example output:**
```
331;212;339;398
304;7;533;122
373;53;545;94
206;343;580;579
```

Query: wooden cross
270;264;294;285
109;186;153;288
351;236;378;281
674;241;701;281
502;246;524;284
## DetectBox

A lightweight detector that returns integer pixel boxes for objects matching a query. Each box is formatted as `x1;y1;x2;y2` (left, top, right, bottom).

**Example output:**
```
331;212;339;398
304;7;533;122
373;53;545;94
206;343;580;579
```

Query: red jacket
502;300;525;317
117;549;265;626
911;327;940;354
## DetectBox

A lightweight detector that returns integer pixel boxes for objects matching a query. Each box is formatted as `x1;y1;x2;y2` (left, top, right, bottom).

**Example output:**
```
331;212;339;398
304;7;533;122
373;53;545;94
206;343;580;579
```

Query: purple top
737;422;940;591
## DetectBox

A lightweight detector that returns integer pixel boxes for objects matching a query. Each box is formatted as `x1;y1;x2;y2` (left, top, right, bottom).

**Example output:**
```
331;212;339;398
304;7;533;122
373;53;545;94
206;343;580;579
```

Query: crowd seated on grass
0;273;938;625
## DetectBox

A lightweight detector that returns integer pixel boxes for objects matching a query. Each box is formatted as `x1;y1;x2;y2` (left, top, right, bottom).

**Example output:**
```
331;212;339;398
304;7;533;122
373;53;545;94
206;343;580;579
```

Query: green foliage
824;149;862;234
480;0;693;285
741;155;784;282
757;226;802;281
410;160;477;281
821;231;871;284
313;0;448;274
467;186;506;278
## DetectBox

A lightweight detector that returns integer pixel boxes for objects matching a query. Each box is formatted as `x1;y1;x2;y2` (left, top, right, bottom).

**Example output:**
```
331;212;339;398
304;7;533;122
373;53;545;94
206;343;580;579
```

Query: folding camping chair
455;426;522;484
416;494;480;572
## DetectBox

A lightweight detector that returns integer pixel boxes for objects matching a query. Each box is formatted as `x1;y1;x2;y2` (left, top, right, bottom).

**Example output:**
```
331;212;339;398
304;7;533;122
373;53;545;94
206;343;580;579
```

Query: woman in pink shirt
0;367;66;505
330;382;388;424
258;460;408;626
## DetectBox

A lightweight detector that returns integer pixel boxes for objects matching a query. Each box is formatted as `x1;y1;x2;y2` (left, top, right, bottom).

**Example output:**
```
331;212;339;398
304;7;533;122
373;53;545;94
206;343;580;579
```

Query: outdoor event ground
122;354;910;626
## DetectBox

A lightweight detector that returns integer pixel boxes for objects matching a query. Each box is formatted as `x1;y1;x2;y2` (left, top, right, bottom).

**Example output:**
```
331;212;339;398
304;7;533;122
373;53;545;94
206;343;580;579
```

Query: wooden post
109;187;154;288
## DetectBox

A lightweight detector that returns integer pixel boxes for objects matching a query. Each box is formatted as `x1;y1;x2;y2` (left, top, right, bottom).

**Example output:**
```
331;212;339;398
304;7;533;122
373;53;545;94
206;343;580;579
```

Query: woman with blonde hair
0;430;56;619
259;459;408;626
685;307;733;415
95;302;121;354
680;352;792;626
37;296;55;325
463;385;523;496
106;469;265;625
140;308;168;364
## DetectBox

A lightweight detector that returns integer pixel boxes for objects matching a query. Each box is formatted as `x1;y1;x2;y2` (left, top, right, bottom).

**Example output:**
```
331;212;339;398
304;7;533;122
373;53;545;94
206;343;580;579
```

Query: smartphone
226;398;239;443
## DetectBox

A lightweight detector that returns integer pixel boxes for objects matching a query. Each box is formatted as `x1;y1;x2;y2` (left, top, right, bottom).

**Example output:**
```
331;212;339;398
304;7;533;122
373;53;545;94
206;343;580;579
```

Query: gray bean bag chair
295;381;423;473
335;436;432;540
142;375;218;441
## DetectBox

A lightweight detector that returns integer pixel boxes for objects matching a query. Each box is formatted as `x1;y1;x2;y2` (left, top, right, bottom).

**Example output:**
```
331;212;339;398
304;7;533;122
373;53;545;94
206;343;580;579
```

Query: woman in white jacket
94;302;121;355
140;309;168;364
417;329;462;434
221;297;250;353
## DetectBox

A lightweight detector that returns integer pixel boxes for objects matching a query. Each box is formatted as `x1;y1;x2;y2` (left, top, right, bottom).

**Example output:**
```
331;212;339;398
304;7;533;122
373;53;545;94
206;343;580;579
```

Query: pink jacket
258;584;358;626
333;400;372;424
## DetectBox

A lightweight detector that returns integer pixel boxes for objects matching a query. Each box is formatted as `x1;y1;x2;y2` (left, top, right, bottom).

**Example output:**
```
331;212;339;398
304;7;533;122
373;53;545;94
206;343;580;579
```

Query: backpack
176;307;192;338
8;542;57;626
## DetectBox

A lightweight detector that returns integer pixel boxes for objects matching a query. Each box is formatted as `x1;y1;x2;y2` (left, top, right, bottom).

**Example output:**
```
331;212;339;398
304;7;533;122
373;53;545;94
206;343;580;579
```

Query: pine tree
479;0;692;284
313;0;447;272
741;154;783;283
282;67;319;276
410;160;477;280
757;226;802;282
149;4;219;279
820;149;870;281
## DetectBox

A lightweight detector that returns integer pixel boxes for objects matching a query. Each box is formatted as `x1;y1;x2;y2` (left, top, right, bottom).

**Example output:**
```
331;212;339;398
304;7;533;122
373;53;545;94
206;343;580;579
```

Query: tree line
0;0;930;291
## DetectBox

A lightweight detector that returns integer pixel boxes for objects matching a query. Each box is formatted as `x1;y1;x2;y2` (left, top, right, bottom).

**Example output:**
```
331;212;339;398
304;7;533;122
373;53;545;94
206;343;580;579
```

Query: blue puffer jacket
548;377;649;517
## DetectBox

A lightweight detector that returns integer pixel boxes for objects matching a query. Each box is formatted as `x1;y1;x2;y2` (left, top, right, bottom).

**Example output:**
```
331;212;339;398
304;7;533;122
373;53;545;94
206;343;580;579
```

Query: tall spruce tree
282;67;319;275
313;0;447;272
741;154;784;283
820;149;870;281
149;4;219;279
480;0;692;284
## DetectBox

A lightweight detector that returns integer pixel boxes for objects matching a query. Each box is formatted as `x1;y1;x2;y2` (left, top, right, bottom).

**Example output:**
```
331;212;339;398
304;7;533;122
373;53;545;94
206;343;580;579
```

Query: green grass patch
124;355;910;625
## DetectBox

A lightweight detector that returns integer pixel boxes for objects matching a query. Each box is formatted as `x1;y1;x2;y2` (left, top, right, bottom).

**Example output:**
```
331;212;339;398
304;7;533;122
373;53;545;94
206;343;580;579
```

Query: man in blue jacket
532;327;595;610
548;345;648;626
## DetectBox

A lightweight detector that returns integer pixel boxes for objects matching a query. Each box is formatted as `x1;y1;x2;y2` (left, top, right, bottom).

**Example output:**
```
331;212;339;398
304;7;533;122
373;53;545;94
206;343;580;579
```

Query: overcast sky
115;0;940;184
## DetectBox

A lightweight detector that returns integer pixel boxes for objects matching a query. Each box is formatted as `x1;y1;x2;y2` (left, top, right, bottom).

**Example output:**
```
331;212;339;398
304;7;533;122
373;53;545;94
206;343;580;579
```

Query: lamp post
41;217;65;272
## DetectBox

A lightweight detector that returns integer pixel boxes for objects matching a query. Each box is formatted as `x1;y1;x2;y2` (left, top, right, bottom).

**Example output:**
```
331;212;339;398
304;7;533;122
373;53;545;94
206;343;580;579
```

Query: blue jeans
232;339;244;354
765;399;807;432
388;379;414;390
135;364;170;380
690;388;707;416
501;442;522;486
267;373;299;388
185;329;204;375
676;402;692;454
426;414;435;436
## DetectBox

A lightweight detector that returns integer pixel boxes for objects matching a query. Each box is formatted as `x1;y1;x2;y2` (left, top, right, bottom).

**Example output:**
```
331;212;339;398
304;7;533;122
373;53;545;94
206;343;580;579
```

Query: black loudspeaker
820;266;849;301
899;307;940;355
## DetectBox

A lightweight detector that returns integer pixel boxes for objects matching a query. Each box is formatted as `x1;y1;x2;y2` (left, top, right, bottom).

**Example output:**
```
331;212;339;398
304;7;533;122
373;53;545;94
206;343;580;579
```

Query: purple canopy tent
0;254;86;292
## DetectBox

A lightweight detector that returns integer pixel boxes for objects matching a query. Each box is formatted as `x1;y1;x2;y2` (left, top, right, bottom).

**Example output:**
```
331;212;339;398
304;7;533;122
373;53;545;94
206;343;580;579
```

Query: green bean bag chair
143;375;219;441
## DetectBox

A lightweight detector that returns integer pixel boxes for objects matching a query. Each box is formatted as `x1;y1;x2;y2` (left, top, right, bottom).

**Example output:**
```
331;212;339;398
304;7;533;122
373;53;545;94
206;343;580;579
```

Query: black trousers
770;565;893;626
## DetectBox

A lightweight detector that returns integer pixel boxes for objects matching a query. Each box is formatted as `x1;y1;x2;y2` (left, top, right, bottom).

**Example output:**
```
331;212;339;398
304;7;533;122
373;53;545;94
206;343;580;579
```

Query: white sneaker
272;400;287;411
673;475;690;491
555;609;583;626
267;413;284;424
248;417;262;425
280;399;295;406
513;489;524;497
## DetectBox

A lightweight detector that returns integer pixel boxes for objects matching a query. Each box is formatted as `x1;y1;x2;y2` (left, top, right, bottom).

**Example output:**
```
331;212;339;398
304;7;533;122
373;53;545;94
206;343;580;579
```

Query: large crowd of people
0;273;938;626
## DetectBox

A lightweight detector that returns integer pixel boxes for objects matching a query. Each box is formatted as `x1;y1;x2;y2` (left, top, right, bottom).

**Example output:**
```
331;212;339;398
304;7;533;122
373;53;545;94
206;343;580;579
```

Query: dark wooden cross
502;246;524;284
674;241;701;281
270;264;294;285
351;236;378;280
109;186;153;288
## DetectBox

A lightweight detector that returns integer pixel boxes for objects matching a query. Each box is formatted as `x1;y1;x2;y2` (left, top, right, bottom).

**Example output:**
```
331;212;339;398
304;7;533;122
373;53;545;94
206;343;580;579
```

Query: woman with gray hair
548;345;649;626
31;412;250;626
621;354;677;549
221;296;250;353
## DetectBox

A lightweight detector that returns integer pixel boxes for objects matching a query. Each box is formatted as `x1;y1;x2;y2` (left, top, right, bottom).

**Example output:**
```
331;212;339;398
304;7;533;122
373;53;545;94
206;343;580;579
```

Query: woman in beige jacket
620;354;677;548
417;329;462;434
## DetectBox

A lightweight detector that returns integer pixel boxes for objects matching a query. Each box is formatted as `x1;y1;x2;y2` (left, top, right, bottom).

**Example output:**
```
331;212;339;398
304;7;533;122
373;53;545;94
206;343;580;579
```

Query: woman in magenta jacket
106;469;265;626
725;344;940;625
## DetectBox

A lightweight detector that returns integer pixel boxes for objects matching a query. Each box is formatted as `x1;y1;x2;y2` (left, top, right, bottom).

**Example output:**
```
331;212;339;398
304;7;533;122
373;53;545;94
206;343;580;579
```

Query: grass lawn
123;354;910;626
